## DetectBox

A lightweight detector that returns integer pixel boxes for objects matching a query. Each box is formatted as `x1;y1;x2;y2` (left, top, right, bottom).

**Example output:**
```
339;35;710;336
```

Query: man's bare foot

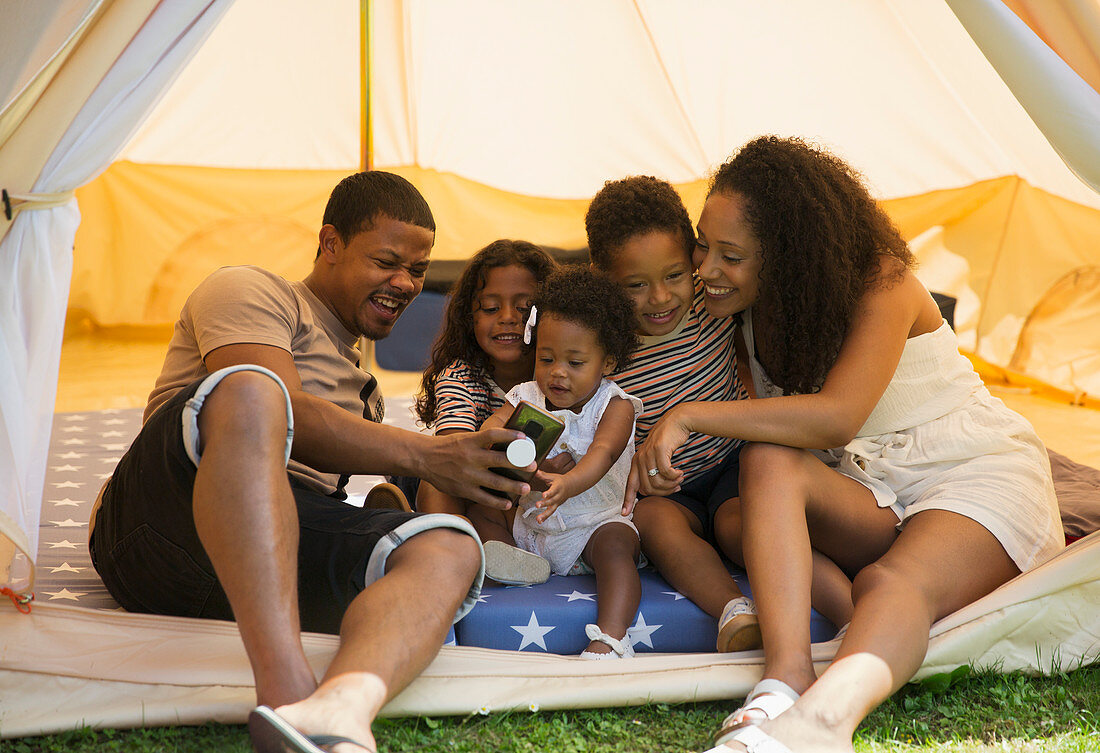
274;672;387;753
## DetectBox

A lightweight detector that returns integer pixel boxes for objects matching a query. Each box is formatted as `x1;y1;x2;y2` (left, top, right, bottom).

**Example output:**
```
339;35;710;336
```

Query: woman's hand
624;407;690;511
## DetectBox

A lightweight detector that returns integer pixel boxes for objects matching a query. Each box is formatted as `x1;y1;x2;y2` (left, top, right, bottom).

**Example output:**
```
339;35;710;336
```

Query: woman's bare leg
728;509;1020;753
736;443;900;696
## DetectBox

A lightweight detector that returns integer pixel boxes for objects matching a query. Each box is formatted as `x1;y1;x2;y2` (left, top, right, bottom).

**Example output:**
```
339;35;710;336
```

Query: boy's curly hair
416;240;557;426
710;135;914;395
531;265;640;371
585;175;695;270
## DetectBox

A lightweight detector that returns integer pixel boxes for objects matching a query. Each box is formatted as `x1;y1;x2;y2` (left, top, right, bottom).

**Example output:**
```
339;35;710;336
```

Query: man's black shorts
89;366;481;635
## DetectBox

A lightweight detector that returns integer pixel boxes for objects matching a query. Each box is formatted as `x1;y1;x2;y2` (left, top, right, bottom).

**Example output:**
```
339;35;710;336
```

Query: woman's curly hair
585;175;695;270
415;240;557;426
530;265;640;371
710;136;914;395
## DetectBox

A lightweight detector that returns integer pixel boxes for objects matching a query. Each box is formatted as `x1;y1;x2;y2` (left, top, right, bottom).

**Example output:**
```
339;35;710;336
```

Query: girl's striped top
433;358;508;433
610;278;748;483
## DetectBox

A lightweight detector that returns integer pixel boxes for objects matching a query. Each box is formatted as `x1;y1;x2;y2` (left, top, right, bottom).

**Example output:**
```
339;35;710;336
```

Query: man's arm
204;343;531;506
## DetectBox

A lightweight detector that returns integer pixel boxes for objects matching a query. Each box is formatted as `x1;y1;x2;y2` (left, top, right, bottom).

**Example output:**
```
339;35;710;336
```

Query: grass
5;663;1098;752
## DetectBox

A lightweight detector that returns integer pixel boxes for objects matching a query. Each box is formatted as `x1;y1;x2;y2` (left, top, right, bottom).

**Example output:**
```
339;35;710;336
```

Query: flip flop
714;678;800;745
248;705;375;753
703;724;795;752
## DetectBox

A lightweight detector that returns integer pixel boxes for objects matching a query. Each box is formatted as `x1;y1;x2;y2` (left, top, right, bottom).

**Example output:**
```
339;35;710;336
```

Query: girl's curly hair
415;240;557;426
531;265;640;371
710;136;913;395
585;175;695;270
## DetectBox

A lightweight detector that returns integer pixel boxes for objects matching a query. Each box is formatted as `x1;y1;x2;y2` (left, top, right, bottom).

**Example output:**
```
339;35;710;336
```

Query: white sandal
714;678;800;745
579;623;635;659
704;725;794;753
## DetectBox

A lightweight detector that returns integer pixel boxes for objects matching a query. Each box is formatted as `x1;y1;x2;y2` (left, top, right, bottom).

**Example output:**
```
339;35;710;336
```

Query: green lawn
5;664;1098;752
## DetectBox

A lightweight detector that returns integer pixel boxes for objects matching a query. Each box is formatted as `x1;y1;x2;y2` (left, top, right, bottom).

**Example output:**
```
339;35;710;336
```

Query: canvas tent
2;0;1100;738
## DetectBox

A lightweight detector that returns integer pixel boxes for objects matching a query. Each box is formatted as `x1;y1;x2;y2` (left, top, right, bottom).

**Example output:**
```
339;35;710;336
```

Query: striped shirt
611;278;747;482
433;358;508;433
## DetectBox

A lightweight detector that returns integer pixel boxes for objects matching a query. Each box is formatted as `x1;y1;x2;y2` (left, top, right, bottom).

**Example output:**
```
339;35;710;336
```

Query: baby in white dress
482;267;643;659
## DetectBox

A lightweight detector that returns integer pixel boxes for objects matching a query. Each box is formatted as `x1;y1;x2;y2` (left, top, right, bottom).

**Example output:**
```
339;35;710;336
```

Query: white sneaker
483;541;551;586
716;596;762;652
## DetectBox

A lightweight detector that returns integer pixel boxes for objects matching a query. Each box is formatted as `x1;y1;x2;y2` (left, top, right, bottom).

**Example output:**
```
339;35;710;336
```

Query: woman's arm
629;272;935;497
534;396;635;522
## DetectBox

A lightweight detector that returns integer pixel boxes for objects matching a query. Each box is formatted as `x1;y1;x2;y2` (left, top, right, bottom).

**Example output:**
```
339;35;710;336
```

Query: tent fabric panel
0;0;104;148
371;0;1100;205
120;0;361;171
0;0;233;592
947;0;1100;193
113;0;1100;209
1002;0;1100;96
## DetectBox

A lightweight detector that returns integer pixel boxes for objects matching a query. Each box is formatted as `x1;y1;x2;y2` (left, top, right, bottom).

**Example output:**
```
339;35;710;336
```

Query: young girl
415;240;558;578
631;137;1062;752
483;265;644;659
584;175;773;653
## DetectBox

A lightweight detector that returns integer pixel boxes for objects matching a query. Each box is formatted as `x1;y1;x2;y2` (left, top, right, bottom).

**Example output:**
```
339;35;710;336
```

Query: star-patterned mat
37;398;838;652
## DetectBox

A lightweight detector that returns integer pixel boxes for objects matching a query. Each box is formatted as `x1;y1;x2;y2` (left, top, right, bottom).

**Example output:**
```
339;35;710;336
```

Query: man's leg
192;370;317;707
271;527;481;753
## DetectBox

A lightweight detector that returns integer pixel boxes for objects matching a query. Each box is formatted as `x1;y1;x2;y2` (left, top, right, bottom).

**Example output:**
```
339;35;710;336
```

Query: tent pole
360;0;372;171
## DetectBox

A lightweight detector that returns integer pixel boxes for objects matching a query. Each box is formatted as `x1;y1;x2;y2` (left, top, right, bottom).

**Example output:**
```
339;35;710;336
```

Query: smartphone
483;400;565;501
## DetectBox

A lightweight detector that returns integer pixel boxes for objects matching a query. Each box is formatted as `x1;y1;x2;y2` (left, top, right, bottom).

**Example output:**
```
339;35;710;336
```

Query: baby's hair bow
523;305;538;345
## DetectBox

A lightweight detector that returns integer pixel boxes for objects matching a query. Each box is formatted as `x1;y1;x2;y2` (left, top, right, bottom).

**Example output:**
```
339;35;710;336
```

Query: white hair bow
523;305;538;345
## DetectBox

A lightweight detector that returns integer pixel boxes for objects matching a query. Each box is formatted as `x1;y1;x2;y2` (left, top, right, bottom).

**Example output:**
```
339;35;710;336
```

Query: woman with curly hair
628;137;1062;752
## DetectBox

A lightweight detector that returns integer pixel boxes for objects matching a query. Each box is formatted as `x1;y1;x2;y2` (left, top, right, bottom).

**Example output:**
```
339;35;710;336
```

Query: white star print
100;457;121;464
50;519;87;528
662;590;687;600
48;540;79;549
474;592;493;604
511;612;555;650
103;443;129;452
58;451;86;459
44;588;86;601
60;438;86;445
59;426;87;433
103;418;127;425
51;464;81;472
627;613;662;648
51;499;82;507
62;415;89;422
52;481;82;489
555;590;596;602
49;562;84;574
102;431;125;438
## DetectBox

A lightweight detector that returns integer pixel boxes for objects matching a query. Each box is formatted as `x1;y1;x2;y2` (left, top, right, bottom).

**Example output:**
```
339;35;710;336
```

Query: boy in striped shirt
586;176;760;653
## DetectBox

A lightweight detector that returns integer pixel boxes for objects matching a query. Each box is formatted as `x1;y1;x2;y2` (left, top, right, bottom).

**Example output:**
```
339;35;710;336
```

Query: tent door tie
1;587;34;614
1;188;76;220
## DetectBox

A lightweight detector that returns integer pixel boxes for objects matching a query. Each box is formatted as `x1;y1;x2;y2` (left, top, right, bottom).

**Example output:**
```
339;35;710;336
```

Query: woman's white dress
742;309;1063;572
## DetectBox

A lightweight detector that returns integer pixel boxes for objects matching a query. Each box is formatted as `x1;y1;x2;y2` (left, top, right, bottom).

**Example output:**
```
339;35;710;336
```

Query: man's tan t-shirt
146;265;384;495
